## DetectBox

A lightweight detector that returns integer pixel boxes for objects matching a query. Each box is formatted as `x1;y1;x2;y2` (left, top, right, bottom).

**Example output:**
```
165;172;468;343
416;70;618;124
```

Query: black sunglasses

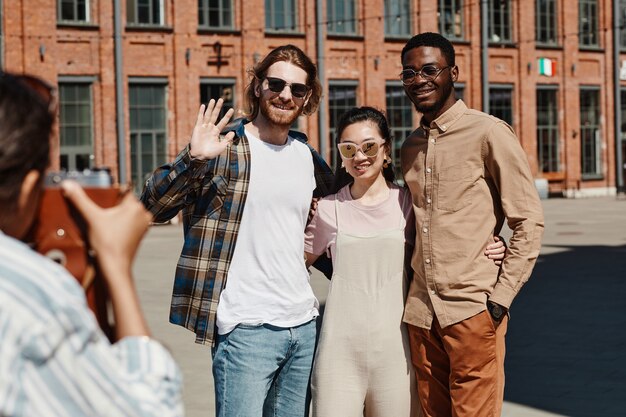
265;77;310;99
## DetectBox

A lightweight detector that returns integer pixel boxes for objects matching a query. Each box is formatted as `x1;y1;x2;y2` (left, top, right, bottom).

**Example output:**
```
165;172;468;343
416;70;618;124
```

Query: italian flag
538;58;556;77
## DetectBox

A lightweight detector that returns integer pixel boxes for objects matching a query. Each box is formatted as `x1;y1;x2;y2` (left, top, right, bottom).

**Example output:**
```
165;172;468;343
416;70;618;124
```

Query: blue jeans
212;319;317;417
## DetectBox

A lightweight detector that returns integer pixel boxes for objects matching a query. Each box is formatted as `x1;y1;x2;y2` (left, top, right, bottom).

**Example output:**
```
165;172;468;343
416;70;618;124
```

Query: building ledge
125;25;174;33
264;30;306;38
57;22;100;30
197;27;241;36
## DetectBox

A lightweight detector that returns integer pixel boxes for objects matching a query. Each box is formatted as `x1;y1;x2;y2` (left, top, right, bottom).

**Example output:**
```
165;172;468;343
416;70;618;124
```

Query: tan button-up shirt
401;100;544;329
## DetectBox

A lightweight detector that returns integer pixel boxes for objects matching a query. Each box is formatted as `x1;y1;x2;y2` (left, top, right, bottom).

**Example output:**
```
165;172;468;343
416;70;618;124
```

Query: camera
32;168;121;340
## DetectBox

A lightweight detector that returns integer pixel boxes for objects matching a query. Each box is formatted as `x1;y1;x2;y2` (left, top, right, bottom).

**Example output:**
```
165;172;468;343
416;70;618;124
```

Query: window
127;0;164;26
579;0;598;47
454;83;465;101
537;87;559;173
489;0;511;43
327;0;357;35
59;82;94;171
265;0;298;32
489;85;513;125
200;79;235;121
58;0;89;23
385;0;411;37
199;0;233;29
536;0;557;45
386;83;413;182
129;83;167;194
580;88;602;178
619;0;626;51
439;0;463;40
328;82;357;168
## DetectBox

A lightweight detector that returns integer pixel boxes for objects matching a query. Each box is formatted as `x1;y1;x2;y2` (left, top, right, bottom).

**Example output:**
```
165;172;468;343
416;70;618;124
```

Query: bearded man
141;45;333;417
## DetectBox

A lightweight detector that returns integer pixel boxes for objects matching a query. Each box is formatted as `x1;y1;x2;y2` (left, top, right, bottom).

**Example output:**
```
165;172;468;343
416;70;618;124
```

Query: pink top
304;184;415;262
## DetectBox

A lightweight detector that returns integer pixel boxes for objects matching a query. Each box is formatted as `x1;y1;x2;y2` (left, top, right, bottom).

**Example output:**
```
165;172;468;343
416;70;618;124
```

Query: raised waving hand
189;98;236;160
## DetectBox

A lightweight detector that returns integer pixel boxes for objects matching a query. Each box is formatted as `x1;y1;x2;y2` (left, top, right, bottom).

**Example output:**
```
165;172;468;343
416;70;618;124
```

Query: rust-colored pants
408;310;508;417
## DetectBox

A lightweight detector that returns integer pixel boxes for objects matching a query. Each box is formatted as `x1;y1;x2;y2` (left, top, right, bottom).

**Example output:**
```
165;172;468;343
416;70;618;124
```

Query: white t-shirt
216;129;318;335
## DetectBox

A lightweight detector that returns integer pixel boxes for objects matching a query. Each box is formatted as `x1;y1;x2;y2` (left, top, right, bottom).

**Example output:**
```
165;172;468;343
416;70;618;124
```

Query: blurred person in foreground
0;72;183;417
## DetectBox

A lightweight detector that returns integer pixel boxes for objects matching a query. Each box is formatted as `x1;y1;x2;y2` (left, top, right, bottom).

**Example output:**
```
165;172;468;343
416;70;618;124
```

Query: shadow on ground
505;244;626;417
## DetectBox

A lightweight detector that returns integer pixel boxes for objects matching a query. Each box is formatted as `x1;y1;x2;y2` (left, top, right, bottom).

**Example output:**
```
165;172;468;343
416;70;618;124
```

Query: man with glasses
0;73;183;416
399;32;545;417
141;45;333;417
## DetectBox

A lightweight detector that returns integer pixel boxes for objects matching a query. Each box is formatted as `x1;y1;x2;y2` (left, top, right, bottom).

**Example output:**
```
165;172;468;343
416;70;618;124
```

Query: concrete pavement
133;197;626;417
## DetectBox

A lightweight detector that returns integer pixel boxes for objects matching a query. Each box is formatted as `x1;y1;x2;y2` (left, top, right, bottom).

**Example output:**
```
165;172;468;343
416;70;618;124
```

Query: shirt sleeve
17;297;183;417
140;143;218;223
304;196;337;258
483;121;545;308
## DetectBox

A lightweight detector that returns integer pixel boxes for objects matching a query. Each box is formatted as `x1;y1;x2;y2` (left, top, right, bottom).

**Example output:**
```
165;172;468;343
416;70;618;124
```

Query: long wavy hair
243;45;322;120
332;106;396;193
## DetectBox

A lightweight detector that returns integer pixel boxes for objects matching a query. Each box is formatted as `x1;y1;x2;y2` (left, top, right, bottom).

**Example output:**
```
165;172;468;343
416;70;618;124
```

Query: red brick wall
3;0;624;194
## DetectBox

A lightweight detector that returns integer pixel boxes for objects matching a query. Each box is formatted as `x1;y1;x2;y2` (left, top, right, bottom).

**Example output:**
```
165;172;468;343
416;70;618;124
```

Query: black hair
401;32;456;66
332;106;396;193
0;72;53;211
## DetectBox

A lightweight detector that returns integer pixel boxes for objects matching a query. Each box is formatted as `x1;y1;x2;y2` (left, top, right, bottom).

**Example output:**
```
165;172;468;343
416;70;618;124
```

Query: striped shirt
0;232;183;417
140;118;334;346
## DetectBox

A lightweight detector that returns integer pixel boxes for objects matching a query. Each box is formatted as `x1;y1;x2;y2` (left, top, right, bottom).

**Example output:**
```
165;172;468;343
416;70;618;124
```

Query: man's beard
412;82;454;115
259;98;303;127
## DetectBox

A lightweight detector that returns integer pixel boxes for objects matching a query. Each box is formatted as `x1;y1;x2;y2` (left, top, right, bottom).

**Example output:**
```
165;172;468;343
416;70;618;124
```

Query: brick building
1;0;625;196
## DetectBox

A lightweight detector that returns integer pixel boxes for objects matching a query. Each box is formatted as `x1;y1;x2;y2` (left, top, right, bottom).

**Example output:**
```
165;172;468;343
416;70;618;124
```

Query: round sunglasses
264;77;310;99
337;140;383;159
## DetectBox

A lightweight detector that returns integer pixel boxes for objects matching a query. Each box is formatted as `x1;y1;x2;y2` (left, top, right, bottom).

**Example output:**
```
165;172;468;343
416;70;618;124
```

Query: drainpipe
316;0;327;160
114;0;127;184
481;0;489;113
614;0;624;194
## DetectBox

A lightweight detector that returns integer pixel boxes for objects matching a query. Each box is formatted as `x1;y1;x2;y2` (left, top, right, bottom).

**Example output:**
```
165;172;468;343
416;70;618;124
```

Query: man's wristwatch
487;300;506;322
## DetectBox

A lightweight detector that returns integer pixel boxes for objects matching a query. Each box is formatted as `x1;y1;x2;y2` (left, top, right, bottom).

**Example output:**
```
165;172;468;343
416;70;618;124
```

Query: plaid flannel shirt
140;118;334;346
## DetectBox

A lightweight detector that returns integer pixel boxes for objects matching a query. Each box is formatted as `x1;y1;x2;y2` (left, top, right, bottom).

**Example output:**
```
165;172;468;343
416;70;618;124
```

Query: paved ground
133;197;626;417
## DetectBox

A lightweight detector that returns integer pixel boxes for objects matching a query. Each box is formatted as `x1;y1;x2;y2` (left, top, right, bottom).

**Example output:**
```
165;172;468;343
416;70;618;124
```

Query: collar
422;99;467;133
222;117;309;146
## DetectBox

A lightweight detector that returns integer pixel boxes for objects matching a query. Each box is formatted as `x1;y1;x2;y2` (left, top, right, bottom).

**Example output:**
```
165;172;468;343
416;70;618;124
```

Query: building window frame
198;0;234;29
438;0;464;41
579;86;603;179
58;76;97;172
454;82;465;102
328;80;358;169
385;0;411;38
265;0;299;33
127;0;165;27
489;0;512;44
129;79;168;194
579;0;599;48
536;85;560;173
385;81;413;183
536;0;558;46
327;0;358;36
58;0;90;23
488;84;514;126
200;78;236;121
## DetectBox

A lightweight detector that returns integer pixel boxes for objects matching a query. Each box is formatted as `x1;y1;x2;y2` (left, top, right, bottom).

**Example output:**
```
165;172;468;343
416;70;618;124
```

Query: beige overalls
311;199;420;417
